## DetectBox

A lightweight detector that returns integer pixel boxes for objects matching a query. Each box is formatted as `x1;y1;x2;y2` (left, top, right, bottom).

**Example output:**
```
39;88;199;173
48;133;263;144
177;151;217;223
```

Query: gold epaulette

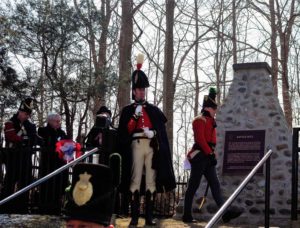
193;115;206;123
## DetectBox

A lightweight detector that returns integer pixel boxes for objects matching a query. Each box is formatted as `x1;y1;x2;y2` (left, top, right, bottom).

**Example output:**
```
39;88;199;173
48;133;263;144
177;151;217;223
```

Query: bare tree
276;0;298;127
232;0;237;64
163;0;175;154
247;0;299;126
117;0;147;111
194;0;200;117
74;0;118;115
269;0;279;95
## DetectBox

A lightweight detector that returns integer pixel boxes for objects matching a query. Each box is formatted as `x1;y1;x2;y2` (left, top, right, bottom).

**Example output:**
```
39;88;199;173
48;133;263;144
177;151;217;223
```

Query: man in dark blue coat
118;54;176;226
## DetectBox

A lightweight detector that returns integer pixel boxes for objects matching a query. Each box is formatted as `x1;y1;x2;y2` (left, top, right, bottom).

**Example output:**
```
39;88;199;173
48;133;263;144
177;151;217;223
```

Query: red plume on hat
134;53;146;85
136;53;144;71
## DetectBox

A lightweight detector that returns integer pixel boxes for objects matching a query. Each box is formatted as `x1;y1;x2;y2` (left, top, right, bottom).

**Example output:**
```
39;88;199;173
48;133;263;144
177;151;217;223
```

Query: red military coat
187;114;216;159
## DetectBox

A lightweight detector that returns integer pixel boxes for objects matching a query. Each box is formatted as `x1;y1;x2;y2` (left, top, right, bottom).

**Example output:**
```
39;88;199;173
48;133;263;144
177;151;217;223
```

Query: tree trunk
281;56;293;127
153;17;163;106
269;0;278;95
232;0;237;64
280;31;293;126
74;0;113;116
60;50;73;138
276;0;296;127
163;0;175;154
194;0;199;117
215;0;224;104
93;0;112;115
117;0;133;111
38;57;45;127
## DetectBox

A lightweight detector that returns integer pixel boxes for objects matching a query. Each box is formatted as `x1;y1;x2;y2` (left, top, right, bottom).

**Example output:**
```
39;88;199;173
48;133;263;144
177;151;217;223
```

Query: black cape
118;102;176;193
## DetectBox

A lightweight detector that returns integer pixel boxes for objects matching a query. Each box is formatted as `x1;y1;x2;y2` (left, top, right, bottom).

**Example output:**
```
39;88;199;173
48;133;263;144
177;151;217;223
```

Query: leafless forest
0;0;299;176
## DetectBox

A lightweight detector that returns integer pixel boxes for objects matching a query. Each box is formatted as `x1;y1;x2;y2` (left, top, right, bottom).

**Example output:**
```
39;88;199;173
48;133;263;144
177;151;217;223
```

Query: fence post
265;156;271;228
291;127;299;220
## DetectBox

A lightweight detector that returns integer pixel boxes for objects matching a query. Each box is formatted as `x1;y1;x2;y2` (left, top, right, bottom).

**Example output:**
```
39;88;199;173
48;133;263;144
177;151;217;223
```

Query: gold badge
72;172;93;206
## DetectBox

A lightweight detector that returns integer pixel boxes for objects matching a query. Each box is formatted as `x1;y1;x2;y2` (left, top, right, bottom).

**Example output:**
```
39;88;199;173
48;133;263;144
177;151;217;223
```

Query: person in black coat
85;106;112;148
38;113;68;215
85;106;118;165
1;97;36;213
118;54;176;226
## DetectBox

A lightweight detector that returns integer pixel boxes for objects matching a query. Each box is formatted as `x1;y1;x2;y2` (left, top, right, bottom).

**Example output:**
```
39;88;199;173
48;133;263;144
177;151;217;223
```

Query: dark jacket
38;124;67;149
38;124;67;177
85;127;103;148
118;102;176;193
4;113;36;148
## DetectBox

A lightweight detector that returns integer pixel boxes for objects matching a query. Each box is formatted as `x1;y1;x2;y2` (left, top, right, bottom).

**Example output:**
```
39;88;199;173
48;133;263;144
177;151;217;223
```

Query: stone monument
176;62;293;226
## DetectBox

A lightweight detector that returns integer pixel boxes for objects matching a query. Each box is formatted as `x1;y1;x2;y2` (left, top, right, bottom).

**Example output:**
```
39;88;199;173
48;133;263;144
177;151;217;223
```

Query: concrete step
115;217;295;228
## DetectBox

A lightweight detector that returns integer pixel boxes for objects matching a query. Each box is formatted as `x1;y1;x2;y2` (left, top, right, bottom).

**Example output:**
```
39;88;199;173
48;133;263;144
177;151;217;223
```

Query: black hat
132;70;150;89
131;54;149;91
18;97;34;114
63;163;114;226
96;106;112;117
202;88;218;110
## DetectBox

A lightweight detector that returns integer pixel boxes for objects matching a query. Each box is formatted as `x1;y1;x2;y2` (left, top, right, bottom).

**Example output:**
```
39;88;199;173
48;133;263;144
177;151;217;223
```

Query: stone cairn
176;62;293;226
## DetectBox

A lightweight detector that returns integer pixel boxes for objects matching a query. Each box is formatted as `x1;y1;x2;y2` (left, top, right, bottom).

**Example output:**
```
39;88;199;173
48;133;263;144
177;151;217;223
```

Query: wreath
55;139;82;162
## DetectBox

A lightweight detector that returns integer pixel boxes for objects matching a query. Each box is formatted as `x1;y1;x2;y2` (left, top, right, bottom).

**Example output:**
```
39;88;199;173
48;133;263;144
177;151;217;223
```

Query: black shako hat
18;97;34;114
63;163;114;226
131;54;149;100
202;87;218;110
96;106;112;117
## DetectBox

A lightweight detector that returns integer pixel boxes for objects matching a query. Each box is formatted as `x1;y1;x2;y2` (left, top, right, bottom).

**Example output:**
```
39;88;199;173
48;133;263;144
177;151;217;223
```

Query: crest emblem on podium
72;172;93;206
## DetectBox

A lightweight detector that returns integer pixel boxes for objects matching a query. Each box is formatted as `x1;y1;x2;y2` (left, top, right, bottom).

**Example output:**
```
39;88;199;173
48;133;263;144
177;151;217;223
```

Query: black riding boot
129;190;140;226
145;190;156;226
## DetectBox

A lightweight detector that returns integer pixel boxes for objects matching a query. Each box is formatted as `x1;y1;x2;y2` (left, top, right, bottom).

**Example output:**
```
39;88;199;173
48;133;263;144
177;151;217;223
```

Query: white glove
135;105;143;116
143;128;155;139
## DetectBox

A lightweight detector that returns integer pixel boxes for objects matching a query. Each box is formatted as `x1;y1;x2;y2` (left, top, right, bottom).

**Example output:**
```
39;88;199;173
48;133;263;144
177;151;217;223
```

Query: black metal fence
0;146;189;217
140;175;189;218
292;127;300;220
0;146;74;214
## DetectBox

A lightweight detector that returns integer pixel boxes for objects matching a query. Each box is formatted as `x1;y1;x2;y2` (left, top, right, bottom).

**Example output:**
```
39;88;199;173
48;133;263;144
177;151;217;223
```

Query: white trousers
130;138;156;193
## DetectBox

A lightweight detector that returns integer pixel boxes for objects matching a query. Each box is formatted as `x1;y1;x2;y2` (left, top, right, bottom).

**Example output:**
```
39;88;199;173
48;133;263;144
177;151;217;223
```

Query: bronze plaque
222;130;265;174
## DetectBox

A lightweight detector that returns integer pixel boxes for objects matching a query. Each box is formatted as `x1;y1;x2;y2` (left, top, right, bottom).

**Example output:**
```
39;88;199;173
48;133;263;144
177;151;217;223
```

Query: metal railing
0;147;99;206
0;145;184;217
205;149;273;228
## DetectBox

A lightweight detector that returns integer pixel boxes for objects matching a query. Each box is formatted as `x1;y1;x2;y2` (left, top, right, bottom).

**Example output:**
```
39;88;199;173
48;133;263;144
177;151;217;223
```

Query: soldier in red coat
1;97;36;213
182;88;242;223
118;54;176;226
4;97;36;148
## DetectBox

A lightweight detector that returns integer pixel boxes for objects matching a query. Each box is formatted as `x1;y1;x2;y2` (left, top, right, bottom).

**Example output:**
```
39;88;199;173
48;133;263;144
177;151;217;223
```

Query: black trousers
0;147;32;213
183;152;224;218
